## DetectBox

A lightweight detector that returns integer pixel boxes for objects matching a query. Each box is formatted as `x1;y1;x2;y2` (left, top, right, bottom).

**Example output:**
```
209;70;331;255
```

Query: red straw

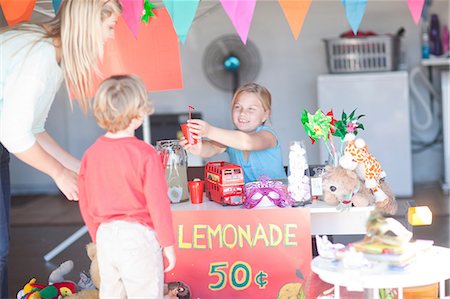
188;105;195;120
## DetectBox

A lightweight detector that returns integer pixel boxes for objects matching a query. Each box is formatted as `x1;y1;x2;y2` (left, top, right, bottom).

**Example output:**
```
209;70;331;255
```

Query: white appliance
317;71;413;197
442;71;450;191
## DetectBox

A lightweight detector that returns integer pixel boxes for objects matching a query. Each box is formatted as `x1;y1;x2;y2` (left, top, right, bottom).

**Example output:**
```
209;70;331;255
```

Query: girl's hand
53;167;79;201
187;119;212;139
163;245;176;272
180;136;203;156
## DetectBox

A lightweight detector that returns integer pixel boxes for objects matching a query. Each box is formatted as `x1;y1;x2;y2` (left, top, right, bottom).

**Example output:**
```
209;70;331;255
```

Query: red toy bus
204;161;246;206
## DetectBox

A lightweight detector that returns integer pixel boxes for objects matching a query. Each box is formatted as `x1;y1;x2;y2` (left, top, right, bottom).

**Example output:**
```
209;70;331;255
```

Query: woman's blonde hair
231;83;272;117
94;75;154;133
2;0;122;113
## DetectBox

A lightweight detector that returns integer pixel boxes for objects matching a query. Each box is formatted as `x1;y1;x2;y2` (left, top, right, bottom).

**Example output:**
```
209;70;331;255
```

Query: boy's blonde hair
94;75;154;133
2;0;123;113
231;83;272;116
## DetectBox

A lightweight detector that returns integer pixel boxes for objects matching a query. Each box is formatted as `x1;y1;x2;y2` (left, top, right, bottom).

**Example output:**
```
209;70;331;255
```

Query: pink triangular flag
220;0;256;44
407;0;424;24
121;0;144;38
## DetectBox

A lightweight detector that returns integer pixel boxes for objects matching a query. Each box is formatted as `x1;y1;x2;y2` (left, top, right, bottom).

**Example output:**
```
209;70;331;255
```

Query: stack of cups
288;141;311;203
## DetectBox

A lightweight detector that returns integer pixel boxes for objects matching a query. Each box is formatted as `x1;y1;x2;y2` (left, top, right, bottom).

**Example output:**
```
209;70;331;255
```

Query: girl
0;0;122;296
182;83;287;183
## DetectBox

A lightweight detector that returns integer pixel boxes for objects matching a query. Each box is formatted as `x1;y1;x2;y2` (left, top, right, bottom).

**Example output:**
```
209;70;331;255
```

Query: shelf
421;57;450;67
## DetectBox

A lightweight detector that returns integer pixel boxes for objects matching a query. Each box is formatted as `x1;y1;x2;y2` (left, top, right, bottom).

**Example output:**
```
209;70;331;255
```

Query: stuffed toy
164;281;191;299
322;165;373;211
322;165;397;215
17;261;77;299
339;134;397;214
67;243;99;299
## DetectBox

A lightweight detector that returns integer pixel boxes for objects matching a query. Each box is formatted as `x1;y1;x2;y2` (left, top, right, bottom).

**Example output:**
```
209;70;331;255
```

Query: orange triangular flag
278;0;311;40
0;0;36;26
92;8;182;95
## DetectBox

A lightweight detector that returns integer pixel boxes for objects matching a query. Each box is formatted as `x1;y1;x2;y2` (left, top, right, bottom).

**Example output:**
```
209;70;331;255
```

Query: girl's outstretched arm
180;137;226;158
188;119;276;151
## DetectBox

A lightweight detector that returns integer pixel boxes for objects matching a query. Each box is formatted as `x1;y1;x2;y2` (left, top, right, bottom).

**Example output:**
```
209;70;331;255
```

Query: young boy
78;75;175;298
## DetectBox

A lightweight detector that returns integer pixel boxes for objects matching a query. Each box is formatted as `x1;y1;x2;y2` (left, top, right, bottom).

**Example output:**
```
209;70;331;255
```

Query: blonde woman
0;0;122;296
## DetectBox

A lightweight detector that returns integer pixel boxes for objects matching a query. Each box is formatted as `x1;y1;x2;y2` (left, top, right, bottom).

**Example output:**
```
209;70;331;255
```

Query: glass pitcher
156;139;189;203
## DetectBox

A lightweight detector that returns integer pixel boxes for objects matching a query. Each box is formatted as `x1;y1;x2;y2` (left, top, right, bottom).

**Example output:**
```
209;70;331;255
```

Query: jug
156;139;189;203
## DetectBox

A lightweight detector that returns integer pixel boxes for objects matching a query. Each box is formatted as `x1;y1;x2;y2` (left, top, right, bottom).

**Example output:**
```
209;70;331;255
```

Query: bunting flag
163;0;200;44
52;0;61;13
0;0;36;26
220;0;256;44
93;8;183;94
121;0;144;38
406;0;425;24
278;0;312;40
341;0;367;35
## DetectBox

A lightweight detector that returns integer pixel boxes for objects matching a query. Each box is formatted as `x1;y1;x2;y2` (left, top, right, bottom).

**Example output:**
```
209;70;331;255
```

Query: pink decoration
220;0;256;44
121;0;144;38
407;0;425;25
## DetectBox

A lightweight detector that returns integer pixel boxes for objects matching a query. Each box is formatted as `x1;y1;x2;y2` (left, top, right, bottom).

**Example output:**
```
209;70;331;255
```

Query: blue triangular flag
342;0;367;35
162;0;200;44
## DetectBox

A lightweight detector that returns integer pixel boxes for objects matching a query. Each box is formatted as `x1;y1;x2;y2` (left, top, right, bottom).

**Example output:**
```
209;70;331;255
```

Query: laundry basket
324;35;400;73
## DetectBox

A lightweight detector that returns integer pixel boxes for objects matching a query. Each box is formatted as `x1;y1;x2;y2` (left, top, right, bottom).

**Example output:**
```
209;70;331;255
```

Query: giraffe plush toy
339;134;396;214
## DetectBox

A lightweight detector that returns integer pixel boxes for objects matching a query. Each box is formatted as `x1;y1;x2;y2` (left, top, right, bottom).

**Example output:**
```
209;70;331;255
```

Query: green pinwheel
333;109;365;140
301;109;333;144
141;0;156;24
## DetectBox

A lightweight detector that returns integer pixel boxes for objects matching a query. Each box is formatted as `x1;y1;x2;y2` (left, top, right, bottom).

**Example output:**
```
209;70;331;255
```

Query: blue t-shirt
226;126;287;183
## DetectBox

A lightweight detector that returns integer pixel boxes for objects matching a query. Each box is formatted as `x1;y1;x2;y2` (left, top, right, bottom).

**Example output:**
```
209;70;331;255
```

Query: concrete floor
6;182;450;298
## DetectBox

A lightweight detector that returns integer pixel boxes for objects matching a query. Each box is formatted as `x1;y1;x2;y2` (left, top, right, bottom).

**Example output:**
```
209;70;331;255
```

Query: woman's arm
36;132;81;173
188;119;277;151
15;142;79;201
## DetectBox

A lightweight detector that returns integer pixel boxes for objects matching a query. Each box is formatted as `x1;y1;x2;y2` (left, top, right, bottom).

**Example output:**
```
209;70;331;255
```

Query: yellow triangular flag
278;0;312;40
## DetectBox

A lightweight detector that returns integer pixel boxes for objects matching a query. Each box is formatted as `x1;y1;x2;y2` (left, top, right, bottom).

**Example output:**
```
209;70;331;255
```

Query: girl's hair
94;75;154;133
231;83;272;116
1;0;122;113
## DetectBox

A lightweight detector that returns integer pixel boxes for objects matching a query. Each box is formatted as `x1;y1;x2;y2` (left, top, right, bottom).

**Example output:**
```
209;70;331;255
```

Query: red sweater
78;136;175;247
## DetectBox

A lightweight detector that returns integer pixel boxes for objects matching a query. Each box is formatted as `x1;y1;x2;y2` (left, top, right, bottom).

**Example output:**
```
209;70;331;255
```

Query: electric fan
203;35;261;93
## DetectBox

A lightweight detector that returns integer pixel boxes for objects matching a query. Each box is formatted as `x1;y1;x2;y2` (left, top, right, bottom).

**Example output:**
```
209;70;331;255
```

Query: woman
0;0;122;296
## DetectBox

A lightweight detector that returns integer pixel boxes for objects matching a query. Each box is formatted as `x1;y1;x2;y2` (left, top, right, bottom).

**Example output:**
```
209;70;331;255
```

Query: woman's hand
53;167;79;201
163;245;176;272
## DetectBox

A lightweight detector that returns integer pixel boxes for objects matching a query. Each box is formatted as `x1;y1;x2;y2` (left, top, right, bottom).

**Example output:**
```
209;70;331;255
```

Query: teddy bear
66;243;99;299
322;165;373;210
322;165;397;215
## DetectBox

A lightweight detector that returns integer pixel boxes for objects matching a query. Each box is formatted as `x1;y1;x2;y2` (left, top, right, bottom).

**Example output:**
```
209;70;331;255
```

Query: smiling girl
182;83;287;183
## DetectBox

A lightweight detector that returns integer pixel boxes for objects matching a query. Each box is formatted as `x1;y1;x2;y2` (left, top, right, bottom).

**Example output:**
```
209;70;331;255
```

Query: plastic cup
188;180;204;204
180;123;198;145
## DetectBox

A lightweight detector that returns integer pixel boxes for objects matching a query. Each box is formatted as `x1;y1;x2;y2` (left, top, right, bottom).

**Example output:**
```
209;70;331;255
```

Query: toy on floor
17;261;77;299
164;281;191;299
339;133;397;214
67;243;99;299
322;165;373;211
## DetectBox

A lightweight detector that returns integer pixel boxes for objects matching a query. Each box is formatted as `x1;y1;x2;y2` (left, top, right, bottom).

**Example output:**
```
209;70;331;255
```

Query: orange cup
180;123;198;145
188;180;204;204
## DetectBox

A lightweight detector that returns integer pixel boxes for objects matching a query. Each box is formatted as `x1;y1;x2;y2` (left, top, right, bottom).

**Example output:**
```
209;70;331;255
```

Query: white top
0;28;63;153
311;246;450;289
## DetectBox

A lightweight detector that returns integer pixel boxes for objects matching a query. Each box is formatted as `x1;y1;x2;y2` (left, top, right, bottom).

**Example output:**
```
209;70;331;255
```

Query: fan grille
203;35;261;92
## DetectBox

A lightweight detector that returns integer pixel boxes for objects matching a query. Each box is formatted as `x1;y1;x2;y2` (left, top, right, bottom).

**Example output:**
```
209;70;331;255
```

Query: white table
171;199;374;235
311;246;450;299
